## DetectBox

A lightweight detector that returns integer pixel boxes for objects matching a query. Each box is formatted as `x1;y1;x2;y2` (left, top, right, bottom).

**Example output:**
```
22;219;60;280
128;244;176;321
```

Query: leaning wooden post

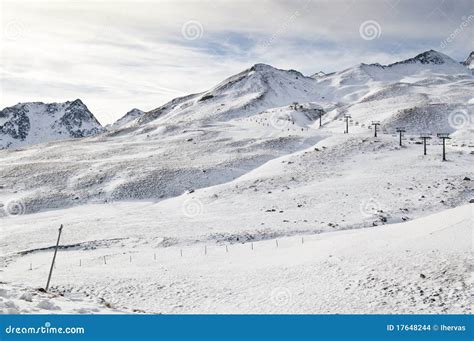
45;224;63;292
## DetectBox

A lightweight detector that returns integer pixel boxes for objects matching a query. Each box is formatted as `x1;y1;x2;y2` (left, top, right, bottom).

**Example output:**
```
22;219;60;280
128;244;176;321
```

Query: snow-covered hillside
0;99;104;149
135;51;470;129
137;63;322;126
0;49;472;314
0;50;472;215
106;108;145;130
1;204;471;313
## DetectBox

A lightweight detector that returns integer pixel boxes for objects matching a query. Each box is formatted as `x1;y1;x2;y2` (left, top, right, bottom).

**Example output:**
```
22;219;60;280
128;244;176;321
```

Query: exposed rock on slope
0;99;104;149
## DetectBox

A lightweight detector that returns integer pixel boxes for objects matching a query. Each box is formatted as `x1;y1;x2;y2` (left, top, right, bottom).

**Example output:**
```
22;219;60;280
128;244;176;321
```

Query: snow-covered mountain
1;49;472;315
390;49;464;67
462;51;474;70
2;50;470;149
107;108;145;130
0;49;470;216
127;50;470;131
0;99;104;149
314;50;471;87
310;70;329;78
0;49;472;210
137;63;322;126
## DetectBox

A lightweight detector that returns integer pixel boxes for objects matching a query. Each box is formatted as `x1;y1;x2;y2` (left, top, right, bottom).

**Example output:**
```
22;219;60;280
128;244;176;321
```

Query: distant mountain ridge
1;50;472;148
389;50;456;66
0;50;471;217
107;108;145;130
133;50;472;130
462;51;474;70
137;62;321;126
0;99;104;149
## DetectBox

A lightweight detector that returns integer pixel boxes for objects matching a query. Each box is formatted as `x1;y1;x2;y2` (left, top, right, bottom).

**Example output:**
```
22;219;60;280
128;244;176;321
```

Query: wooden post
204;246;207;255
129;255;132;263
180;249;183;257
154;253;156;261
225;245;228;253
104;256;107;265
79;259;82;267
301;237;304;244
45;224;63;292
251;242;254;250
29;262;32;271
276;239;279;247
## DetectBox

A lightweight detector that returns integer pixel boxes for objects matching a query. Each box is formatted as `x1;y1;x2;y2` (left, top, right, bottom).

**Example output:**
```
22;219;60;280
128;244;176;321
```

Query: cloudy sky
1;0;472;124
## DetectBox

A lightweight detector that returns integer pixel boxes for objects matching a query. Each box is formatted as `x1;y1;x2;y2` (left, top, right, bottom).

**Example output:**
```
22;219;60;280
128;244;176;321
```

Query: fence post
45;224;63;292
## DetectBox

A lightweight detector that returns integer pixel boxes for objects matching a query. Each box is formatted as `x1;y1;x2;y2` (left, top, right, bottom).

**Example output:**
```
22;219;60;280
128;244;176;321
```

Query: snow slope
0;204;471;313
0;283;126;314
0;99;104;149
136;63;322;127
1;51;470;216
0;50;473;314
106;108;145;130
